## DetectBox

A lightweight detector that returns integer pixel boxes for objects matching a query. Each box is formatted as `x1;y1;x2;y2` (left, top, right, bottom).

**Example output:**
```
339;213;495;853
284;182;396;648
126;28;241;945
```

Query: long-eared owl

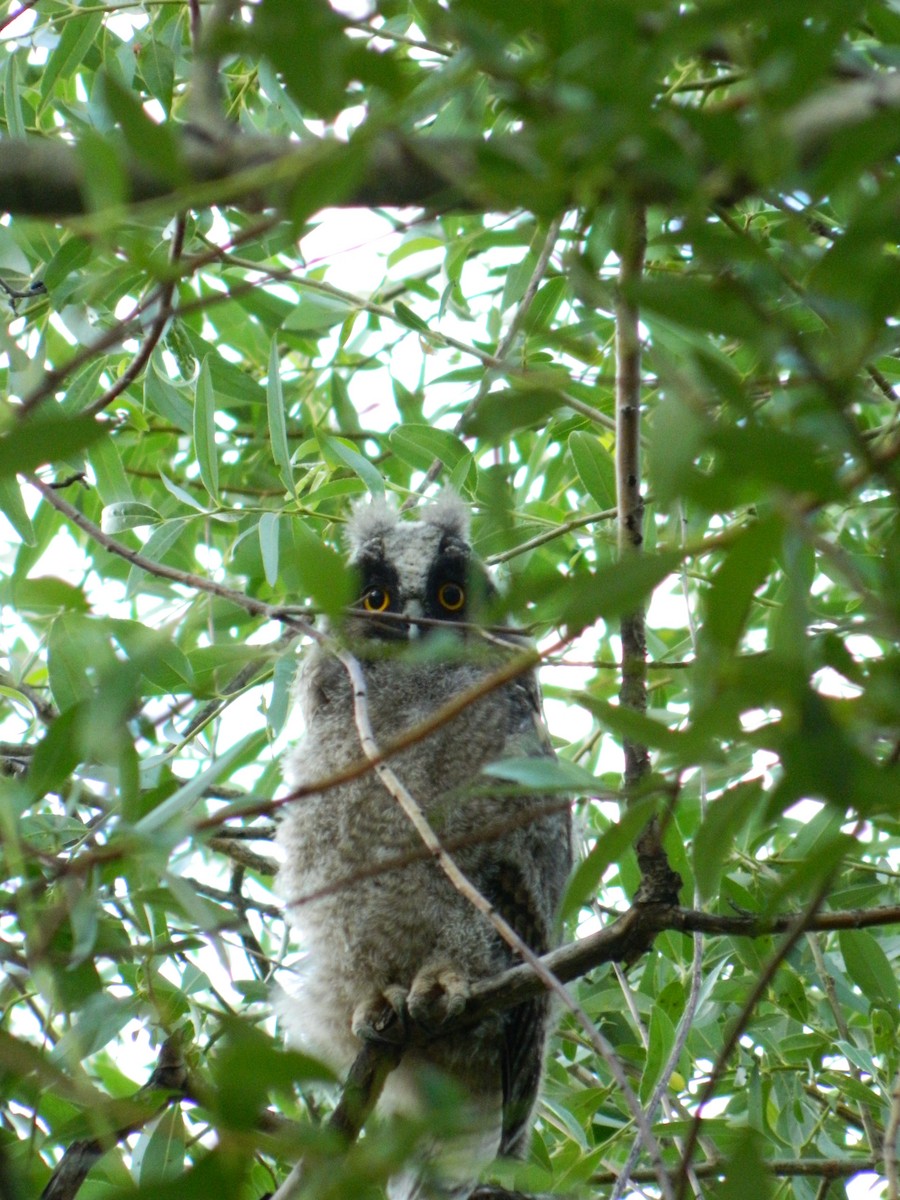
277;493;572;1199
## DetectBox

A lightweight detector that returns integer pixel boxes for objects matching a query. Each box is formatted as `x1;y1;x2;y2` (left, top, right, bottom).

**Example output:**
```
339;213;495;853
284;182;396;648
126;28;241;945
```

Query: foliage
0;1;898;1198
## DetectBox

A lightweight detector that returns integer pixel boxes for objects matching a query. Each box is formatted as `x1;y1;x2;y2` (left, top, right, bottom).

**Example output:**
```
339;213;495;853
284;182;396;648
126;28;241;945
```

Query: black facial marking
355;545;405;640
425;534;471;624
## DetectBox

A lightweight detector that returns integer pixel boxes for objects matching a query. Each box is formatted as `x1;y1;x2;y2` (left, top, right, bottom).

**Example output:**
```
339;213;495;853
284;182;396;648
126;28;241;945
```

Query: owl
277;493;572;1199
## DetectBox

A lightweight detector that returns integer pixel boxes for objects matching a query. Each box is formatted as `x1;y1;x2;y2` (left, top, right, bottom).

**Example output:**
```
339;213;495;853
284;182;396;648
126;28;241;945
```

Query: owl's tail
385;1125;497;1200
383;1074;502;1200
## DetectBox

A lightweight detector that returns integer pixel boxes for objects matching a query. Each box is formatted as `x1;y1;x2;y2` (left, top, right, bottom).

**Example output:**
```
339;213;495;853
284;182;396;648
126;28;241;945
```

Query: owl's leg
406;962;469;1030
352;984;408;1045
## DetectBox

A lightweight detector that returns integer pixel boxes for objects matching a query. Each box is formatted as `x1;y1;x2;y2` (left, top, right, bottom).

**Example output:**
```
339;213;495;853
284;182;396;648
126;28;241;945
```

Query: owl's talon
407;964;470;1030
352;988;408;1045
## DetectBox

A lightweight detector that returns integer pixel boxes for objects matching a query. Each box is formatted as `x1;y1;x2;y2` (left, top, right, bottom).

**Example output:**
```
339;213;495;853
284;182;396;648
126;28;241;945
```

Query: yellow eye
438;582;465;612
363;587;391;613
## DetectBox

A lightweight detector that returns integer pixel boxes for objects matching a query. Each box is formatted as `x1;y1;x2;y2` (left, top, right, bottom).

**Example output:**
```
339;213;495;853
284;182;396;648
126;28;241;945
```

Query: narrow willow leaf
389;425;471;472
258;512;280;587
136;731;263;834
568;431;616;510
266;338;295;494
267;653;296;738
100;502;161;535
0;475;35;545
125;519;189;597
693;782;764;902
392;300;432;335
194;357;219;502
0;414;107;480
320;435;383;496
640;1005;677;1103
560;801;652;920
290;519;354;616
839;929;900;1009
159;471;209;513
702;515;784;654
4;57;26;138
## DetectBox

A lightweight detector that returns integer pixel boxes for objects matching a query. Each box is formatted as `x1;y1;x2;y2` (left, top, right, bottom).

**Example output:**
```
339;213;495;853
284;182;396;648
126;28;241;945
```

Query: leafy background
0;1;898;1198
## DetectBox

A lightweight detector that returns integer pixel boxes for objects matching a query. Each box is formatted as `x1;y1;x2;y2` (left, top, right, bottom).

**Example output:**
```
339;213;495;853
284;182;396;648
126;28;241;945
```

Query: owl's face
343;494;491;644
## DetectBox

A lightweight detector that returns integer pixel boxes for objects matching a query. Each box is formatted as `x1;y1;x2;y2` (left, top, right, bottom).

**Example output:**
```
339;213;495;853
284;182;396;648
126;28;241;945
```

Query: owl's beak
403;598;424;638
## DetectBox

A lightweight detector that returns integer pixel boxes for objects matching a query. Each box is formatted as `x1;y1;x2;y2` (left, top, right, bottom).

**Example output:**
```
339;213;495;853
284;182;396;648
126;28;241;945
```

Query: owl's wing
486;665;572;1156
479;858;554;1157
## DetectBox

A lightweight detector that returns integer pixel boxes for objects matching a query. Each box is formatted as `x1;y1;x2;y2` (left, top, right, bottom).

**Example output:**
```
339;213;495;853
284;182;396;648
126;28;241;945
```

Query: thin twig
885;1063;900;1200
807;932;881;1153
82;216;187;417
673;875;836;1200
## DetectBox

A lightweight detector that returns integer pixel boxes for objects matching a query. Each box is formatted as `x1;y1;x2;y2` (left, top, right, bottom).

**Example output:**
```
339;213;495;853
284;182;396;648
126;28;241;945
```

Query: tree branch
39;1036;191;1200
614;201;682;924
1;72;899;220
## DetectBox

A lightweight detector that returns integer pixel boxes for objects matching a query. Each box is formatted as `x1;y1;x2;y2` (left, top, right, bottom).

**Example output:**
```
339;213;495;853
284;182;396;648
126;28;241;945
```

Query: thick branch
2;72;900;219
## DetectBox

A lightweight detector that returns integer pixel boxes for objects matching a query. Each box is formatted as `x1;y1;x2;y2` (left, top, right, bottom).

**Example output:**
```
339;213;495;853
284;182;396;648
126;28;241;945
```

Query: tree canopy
1;2;899;1199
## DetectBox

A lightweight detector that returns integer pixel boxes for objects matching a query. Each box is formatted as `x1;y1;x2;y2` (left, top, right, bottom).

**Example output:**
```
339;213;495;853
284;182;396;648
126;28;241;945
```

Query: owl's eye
438;582;466;612
363;586;391;613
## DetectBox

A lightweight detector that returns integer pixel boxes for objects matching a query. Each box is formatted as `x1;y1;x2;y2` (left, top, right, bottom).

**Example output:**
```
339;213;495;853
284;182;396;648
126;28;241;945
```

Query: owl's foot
352;985;408;1046
407;963;469;1030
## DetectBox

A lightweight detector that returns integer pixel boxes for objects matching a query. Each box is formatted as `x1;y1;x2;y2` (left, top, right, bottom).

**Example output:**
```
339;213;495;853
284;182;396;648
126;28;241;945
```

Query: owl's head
344;492;492;643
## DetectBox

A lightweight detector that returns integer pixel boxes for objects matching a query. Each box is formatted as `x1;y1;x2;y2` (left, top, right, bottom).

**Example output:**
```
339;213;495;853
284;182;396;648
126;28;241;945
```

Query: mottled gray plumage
278;494;571;1199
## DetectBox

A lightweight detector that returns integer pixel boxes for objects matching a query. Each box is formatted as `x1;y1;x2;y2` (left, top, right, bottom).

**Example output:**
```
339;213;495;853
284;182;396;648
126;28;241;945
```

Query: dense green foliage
1;1;898;1198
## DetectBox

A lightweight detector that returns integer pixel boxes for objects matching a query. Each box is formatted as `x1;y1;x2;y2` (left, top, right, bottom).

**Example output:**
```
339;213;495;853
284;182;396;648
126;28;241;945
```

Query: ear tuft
346;495;399;557
420;490;470;541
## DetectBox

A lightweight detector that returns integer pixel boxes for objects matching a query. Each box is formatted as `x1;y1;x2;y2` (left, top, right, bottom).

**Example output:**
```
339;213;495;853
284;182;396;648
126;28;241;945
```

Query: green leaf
320;434;384;496
838;930;900;1010
461;388;564;440
282;292;354;333
134;1106;186;1184
266;652;296;737
0;414;107;481
136;731;264;835
193;357;219;502
125;519;189;596
533;551;682;634
568;431;616;510
481;756;602;792
392;300;432;335
100;501;162;535
4;56;26;139
693;782;764;902
145;360;194;432
288;518;354;616
561;801;653;920
701;515;784;655
389;425;471;473
40;11;103;106
717;1127;774;1200
640;1004;676;1102
258;512;280;587
98;71;185;186
249;0;354;119
523;276;566;332
47;615;115;712
266;337;295;494
0;475;35;545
